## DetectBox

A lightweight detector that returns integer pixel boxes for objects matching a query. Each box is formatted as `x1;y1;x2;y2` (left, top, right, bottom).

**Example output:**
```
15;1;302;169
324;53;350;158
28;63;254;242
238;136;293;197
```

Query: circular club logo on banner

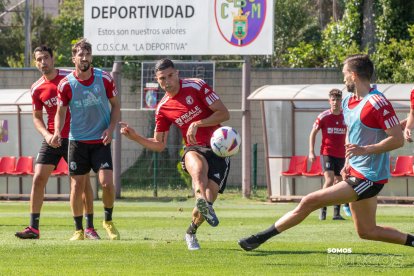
214;0;267;47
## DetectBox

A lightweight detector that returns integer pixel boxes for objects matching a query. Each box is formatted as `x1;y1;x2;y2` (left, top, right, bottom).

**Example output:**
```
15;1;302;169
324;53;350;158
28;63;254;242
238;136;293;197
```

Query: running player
119;58;231;250
239;54;414;251
15;45;96;240
52;39;121;240
309;88;350;220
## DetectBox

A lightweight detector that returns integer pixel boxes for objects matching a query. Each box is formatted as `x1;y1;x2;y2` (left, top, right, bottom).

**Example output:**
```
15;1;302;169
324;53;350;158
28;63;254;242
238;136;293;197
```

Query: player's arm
403;108;414;142
346;124;404;157
120;122;168;152
362;124;404;154
308;127;319;163
102;96;121;145
187;99;230;144
346;96;404;157
51;80;69;147
51;105;67;146
33;110;53;143
196;99;230;127
341;133;351;180
400;118;408;130
403;88;414;141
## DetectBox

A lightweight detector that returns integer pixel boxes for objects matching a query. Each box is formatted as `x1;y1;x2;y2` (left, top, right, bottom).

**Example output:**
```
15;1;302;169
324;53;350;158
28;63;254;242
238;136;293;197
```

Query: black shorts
36;138;69;168
345;176;384;201
181;145;231;194
68;141;113;175
321;155;345;176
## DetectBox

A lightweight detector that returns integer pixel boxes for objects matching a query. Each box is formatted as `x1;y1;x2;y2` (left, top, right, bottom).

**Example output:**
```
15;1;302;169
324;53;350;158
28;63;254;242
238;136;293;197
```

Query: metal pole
153;151;158;197
252;143;257;193
24;0;31;67
17;105;23;194
111;56;122;198
241;56;251;198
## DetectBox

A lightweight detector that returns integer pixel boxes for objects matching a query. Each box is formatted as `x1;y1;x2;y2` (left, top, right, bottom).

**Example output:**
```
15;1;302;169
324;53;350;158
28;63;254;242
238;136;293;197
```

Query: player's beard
41;65;53;75
346;82;355;93
79;62;90;72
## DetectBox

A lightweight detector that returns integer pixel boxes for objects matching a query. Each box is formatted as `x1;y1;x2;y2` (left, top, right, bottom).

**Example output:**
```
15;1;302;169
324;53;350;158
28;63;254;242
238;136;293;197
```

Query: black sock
405;234;414;247
85;213;94;229
104;207;113;221
186;222;198;234
334;205;341;217
74;216;83;230
30;213;40;230
255;225;280;244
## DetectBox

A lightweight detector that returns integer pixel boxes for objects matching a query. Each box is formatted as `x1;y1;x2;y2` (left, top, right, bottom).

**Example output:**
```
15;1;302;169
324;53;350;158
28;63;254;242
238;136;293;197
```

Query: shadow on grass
119;196;190;202
232;248;405;257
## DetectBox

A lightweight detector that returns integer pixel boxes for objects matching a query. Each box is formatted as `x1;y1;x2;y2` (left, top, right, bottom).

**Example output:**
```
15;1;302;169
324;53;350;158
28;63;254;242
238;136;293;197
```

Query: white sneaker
185;233;200;250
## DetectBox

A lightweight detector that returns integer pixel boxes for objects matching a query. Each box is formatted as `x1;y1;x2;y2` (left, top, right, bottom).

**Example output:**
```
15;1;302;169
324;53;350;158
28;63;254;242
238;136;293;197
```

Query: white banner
84;0;274;56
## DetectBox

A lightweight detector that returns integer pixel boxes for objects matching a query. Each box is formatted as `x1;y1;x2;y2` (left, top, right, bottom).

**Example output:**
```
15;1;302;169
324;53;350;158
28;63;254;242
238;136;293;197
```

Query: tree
272;0;320;67
0;0;10;66
52;0;115;68
375;0;414;43
361;0;375;52
51;0;84;67
0;3;55;67
372;24;414;83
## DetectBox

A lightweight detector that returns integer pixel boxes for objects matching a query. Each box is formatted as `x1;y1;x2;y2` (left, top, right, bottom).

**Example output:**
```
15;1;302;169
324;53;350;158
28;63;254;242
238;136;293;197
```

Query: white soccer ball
210;126;241;157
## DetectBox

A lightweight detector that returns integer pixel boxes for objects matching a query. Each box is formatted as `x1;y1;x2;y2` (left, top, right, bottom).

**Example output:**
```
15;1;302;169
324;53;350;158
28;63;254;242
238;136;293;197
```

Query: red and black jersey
31;69;71;138
313;110;346;158
155;79;221;146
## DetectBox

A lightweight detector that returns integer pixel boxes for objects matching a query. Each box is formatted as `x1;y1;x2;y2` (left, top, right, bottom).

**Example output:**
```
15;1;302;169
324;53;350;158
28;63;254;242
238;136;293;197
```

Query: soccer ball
210;126;241;157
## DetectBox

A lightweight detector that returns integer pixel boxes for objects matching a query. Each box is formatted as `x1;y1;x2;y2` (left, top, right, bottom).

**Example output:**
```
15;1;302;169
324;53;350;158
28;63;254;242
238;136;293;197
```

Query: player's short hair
33;45;53;58
72;38;92;56
154;58;175;73
329;88;342;98
344;54;374;81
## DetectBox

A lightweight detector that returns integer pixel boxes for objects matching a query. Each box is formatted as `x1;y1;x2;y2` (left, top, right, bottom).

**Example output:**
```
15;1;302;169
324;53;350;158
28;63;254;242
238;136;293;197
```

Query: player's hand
186;122;199;145
403;128;413;143
50;133;61;148
45;132;55;146
101;129;112;146
340;164;350;180
119;122;137;140
345;143;367;158
309;152;316;163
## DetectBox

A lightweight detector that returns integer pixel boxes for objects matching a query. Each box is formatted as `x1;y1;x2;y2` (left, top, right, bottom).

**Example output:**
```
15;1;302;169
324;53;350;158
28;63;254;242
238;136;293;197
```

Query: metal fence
0;66;343;198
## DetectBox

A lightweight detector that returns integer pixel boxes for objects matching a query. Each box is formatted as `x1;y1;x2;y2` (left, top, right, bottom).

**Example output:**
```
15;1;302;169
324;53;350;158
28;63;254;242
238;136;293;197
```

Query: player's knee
71;184;85;196
356;228;375;240
300;194;319;210
33;175;48;188
101;181;114;190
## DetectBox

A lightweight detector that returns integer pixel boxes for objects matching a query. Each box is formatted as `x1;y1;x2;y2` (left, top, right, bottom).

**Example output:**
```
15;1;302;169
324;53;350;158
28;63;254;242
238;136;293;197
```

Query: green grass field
0;191;413;275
